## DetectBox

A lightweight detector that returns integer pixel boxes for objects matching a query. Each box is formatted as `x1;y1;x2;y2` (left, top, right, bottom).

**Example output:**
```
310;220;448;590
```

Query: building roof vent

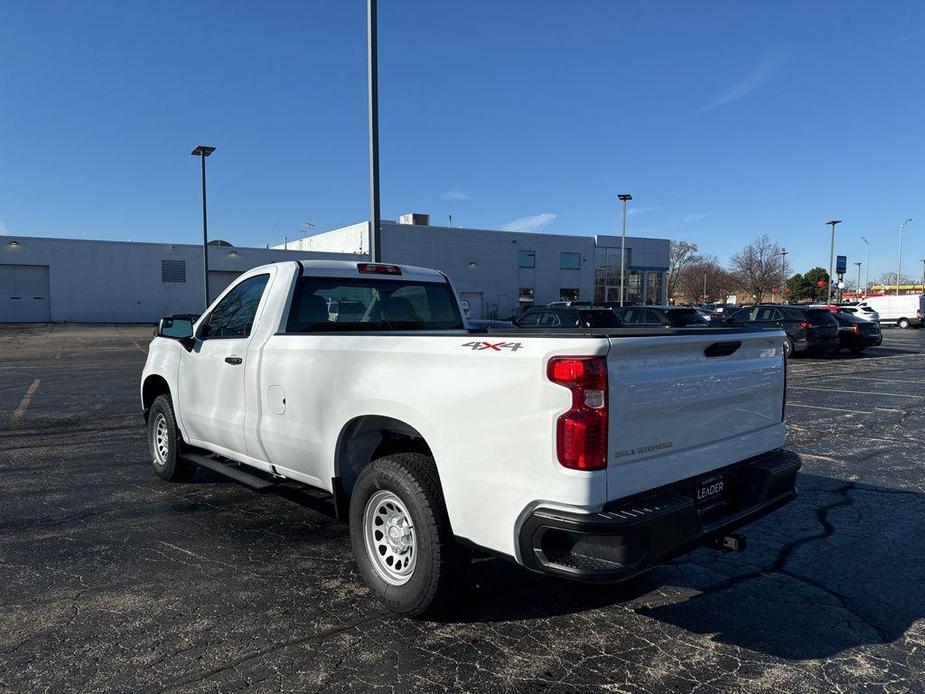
399;213;430;226
207;239;234;247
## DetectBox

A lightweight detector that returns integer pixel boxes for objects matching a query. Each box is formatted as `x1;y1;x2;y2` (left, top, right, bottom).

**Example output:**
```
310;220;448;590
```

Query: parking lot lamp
825;220;841;304
897;218;912;296
618;193;632;306
860;236;870;298
191;145;216;310
920;259;925;293
854;262;862;299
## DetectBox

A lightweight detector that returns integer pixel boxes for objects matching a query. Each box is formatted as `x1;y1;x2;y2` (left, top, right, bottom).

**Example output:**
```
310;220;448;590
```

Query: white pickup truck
141;260;800;617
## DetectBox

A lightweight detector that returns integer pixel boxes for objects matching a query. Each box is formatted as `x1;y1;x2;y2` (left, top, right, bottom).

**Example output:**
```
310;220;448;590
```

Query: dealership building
1;217;669;323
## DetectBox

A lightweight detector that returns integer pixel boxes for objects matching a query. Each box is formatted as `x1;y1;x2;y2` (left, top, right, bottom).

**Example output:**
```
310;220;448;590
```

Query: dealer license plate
695;474;726;506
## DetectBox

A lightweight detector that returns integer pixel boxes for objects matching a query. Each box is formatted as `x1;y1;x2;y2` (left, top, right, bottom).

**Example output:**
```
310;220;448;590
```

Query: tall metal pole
191;145;216;310
702;271;707;303
618;193;632;306
897;218;912;296
367;0;381;262
826;220;841;304
854;262;862;299
861;236;870;298
780;248;788;302
200;154;209;309
920;259;925;293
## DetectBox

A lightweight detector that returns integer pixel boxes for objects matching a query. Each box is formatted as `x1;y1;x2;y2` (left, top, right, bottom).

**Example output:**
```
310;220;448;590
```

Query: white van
857;295;925;329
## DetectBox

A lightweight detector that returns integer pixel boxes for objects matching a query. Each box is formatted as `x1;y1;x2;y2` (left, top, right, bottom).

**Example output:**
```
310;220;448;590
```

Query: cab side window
203;274;270;338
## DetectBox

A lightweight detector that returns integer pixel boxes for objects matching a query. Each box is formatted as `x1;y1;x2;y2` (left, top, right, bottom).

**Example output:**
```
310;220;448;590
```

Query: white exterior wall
0;236;364;323
277;222;669;318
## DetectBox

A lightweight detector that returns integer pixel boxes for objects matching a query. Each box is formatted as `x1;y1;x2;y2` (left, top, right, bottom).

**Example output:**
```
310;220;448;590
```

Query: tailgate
605;330;786;501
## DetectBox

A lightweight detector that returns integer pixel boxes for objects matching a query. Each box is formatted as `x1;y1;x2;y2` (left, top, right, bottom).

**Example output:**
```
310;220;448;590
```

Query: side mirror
157;315;196;350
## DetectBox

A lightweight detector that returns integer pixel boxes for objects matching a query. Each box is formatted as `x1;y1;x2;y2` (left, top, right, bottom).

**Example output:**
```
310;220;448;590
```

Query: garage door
0;265;51;322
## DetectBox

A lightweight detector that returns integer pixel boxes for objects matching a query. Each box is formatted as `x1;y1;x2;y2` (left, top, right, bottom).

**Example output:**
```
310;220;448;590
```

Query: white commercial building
0;236;357;323
276;217;670;319
1;219;669;323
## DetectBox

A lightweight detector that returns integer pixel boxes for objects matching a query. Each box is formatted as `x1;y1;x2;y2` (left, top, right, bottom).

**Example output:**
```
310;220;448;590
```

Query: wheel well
335;416;435;497
142;375;171;418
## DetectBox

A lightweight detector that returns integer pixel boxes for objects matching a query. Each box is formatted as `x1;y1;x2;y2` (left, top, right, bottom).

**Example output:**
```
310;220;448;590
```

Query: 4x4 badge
461;341;523;352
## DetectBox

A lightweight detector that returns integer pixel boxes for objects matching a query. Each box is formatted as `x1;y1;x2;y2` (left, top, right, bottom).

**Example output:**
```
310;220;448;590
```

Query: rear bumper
517;449;801;582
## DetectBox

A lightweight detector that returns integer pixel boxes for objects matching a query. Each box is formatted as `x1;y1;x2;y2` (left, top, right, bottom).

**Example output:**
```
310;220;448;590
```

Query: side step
181;453;276;492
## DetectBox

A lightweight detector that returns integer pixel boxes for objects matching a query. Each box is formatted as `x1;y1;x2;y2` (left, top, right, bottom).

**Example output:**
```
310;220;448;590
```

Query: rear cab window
286;276;464;332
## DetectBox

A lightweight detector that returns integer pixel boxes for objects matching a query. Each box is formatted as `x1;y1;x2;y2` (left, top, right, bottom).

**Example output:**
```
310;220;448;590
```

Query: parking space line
11;378;41;420
788;385;925;398
787;403;904;414
829;374;925;385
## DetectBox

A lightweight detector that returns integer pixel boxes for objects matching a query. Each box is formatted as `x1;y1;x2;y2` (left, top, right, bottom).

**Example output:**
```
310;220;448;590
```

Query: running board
181;453;276;492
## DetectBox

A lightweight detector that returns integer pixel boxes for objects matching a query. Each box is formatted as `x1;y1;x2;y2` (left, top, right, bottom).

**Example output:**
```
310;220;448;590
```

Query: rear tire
349;453;467;618
898;318;911;329
783;337;794;359
147;394;196;482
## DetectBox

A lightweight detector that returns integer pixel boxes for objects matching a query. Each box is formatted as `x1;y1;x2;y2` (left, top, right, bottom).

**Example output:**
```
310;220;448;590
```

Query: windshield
286;277;464;332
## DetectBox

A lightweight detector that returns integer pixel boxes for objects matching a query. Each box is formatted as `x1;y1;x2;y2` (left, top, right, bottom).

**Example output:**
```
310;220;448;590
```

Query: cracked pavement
1;323;924;693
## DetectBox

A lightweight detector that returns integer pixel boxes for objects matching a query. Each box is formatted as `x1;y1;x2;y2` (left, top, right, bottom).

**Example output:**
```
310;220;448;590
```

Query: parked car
514;305;623;328
832;311;882;353
834;304;880;322
616;306;710;327
546;300;592;307
142;260;799;617
856;295;924;329
725;304;840;357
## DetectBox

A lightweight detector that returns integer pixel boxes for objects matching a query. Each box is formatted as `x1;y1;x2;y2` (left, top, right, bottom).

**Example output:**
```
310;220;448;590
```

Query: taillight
357;263;402;275
547;356;607;471
853;324;861;335
800;321;811;330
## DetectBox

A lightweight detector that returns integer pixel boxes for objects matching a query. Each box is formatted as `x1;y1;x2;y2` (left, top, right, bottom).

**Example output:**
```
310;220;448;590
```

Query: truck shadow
451;473;924;661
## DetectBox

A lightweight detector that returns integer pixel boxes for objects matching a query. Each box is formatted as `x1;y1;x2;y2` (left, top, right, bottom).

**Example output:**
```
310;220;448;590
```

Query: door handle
224;356;243;365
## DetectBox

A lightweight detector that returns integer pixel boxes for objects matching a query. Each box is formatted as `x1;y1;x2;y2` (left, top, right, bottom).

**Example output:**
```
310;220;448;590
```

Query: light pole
854;262;862;299
825;220;842;304
703;271;707;303
860;236;870;298
780;248;788;302
367;0;381;262
191;145;216;310
920;259;925;292
618;193;632;306
897;218;912;295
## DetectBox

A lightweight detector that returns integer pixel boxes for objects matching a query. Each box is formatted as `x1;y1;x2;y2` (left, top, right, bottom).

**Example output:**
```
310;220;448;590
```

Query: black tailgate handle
705;341;742;358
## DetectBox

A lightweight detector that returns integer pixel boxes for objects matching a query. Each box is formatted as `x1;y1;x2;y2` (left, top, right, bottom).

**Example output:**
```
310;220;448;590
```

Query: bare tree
667;240;700;300
729;234;789;303
676;256;738;304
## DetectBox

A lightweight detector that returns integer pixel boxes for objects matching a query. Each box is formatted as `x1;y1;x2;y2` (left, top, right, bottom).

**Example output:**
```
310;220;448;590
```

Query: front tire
898;318;911;329
147;394;196;482
783;337;794;359
349;453;466;618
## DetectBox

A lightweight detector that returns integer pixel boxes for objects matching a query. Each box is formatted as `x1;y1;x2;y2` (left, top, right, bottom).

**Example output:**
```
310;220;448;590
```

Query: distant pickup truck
141;260;800;617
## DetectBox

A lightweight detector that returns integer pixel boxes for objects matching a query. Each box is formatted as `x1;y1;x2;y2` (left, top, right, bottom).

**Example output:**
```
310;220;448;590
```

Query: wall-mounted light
468;261;478;269
8;240;19;247
228;250;238;258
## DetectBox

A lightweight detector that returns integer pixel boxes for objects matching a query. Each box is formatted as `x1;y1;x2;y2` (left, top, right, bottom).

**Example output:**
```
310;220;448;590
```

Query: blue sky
1;0;923;278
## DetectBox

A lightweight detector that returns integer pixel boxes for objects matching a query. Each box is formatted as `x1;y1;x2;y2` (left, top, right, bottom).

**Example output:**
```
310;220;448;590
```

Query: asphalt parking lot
2;324;924;693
